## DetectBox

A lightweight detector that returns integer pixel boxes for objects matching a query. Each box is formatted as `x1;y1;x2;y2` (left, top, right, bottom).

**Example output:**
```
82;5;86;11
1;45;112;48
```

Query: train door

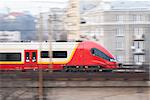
24;50;37;69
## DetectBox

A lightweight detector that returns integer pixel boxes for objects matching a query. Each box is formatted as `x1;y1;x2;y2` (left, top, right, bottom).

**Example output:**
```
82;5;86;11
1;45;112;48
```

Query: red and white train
0;41;118;71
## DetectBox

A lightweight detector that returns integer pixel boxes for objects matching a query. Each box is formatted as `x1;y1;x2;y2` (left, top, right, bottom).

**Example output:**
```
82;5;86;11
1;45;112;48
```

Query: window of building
53;51;67;58
116;37;124;49
148;14;150;21
88;17;94;23
133;41;144;49
0;53;21;61
116;55;123;62
132;15;143;21
134;55;145;63
134;28;144;35
116;27;124;36
116;15;124;22
91;28;101;36
95;28;100;35
91;48;112;61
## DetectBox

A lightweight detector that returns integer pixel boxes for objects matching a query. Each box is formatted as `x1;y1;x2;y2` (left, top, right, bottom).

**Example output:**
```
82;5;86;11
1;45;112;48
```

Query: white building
65;0;80;40
80;1;150;66
35;8;67;41
0;31;21;41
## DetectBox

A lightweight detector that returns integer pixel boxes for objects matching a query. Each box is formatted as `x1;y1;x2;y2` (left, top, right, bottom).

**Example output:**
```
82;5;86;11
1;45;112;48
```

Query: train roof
0;40;83;43
0;40;83;45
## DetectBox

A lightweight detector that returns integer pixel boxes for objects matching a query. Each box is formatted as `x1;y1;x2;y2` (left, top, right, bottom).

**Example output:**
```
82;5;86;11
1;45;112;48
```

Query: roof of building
81;0;150;13
110;1;150;11
8;12;24;17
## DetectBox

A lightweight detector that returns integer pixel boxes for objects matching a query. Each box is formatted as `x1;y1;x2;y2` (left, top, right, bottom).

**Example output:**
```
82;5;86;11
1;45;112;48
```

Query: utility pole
48;9;53;71
38;12;44;100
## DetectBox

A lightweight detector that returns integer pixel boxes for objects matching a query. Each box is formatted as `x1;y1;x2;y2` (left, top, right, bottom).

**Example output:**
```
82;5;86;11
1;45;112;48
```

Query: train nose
105;62;118;69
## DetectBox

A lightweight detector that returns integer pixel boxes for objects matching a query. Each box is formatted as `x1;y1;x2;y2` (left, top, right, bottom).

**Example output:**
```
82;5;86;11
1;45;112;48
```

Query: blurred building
65;0;80;40
50;8;67;41
0;31;21;41
36;8;67;41
35;12;49;41
80;1;150;66
0;12;36;41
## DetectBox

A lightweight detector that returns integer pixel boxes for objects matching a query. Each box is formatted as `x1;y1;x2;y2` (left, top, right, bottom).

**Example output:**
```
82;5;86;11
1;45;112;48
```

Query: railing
133;48;145;54
133;34;144;41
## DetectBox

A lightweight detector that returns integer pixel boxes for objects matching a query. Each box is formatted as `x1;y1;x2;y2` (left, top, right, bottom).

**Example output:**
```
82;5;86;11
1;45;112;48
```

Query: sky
0;0;150;15
0;0;69;15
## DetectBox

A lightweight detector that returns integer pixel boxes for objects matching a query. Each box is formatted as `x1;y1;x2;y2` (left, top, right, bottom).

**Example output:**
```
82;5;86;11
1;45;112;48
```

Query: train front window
91;48;111;61
0;53;21;61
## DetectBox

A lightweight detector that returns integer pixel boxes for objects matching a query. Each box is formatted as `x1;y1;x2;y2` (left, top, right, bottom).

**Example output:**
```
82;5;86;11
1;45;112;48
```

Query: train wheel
22;69;26;72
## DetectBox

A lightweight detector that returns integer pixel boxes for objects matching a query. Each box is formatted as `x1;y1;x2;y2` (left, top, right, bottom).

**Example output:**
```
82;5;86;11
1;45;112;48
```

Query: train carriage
0;41;118;71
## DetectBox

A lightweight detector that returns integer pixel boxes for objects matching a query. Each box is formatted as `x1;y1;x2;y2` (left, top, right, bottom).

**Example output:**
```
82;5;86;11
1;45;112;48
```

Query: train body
0;41;118;71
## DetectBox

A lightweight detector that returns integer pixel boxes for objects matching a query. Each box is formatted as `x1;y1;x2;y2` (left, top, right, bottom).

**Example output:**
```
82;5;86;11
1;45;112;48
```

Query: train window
41;51;49;58
32;52;37;62
32;52;36;58
53;51;67;58
41;51;67;58
91;48;111;61
0;53;21;61
91;49;95;55
26;52;30;58
25;52;30;62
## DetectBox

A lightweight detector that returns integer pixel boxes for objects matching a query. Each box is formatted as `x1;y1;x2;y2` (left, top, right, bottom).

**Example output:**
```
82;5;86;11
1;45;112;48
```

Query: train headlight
110;58;117;62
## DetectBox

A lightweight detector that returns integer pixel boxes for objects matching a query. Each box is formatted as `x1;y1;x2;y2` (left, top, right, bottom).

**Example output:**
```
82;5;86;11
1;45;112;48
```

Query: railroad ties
0;70;149;81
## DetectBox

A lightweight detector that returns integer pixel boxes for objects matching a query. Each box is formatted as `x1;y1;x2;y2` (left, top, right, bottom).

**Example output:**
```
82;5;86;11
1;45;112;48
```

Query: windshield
91;48;115;61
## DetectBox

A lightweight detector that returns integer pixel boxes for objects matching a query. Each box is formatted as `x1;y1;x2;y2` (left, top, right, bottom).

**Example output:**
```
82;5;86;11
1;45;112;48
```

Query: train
0;41;119;71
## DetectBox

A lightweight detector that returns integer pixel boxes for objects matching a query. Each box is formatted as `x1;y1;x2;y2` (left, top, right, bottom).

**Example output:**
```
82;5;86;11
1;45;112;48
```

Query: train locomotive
0;41;119;71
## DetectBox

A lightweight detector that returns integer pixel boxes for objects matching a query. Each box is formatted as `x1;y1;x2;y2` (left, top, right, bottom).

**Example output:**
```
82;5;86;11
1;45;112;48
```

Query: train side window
41;51;49;58
0;53;21;61
40;51;67;58
53;51;67;58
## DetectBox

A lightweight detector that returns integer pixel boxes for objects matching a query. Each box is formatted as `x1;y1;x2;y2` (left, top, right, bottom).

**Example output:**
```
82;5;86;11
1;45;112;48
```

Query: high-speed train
0;41;118;71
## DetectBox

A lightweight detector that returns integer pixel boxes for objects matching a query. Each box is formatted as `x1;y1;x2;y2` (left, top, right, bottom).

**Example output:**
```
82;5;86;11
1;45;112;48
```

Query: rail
0;71;149;81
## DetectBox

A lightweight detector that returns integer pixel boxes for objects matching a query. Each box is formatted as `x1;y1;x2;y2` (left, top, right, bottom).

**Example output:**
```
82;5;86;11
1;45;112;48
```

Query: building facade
50;8;67;41
0;31;21;41
65;0;80;40
80;1;150;66
102;10;150;66
36;8;67;41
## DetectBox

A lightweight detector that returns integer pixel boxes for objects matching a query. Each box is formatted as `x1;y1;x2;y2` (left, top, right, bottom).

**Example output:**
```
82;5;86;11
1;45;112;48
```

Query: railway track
0;71;149;81
0;71;149;100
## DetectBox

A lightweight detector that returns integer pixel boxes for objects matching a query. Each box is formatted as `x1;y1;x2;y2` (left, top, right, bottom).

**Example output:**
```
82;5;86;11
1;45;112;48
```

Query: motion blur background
0;0;149;67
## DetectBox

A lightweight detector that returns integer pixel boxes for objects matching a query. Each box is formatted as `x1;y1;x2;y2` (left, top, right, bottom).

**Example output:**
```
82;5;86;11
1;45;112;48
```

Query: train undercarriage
0;65;146;73
62;66;112;72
